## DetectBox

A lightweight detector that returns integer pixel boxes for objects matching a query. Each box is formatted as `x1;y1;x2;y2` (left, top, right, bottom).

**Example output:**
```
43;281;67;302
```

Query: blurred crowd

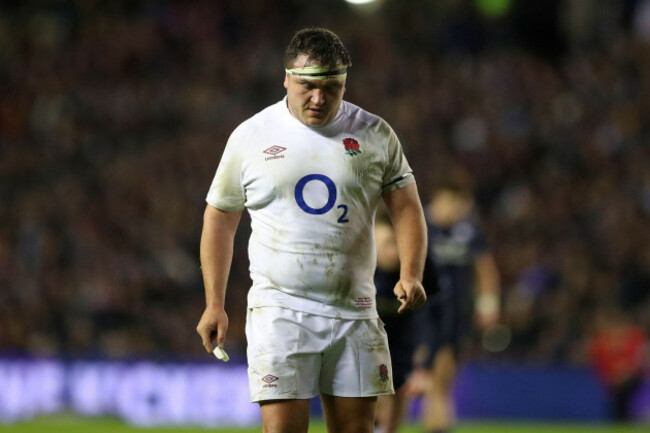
1;0;649;364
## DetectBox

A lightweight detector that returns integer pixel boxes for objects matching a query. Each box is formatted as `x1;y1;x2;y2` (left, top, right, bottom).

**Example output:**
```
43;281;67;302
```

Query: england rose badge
343;137;361;156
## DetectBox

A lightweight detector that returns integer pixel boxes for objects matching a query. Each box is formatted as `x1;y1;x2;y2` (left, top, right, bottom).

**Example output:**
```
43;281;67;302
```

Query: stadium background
1;0;649;429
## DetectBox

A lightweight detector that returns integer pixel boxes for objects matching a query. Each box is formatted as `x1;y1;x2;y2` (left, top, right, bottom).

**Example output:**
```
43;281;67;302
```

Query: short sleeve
381;123;415;192
205;129;246;212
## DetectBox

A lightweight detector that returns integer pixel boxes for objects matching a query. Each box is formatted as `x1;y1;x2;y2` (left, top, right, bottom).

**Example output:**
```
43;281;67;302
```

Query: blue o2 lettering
294;174;337;215
294;174;349;223
337;205;349;223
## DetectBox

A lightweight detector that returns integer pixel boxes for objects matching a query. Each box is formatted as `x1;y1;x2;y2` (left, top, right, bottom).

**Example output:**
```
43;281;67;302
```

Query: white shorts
246;306;394;402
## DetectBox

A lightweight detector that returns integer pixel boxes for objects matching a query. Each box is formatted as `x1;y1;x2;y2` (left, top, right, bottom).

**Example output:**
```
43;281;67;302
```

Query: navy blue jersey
416;217;488;361
375;268;400;294
427;218;487;307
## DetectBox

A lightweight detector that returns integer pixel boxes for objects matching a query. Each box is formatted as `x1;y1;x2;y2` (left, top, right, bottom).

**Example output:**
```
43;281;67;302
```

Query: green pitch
0;415;647;433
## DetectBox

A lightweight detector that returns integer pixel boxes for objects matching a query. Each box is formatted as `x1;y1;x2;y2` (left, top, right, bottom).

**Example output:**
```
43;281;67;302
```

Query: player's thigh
320;318;394;397
259;399;310;433
246;307;321;402
321;394;376;433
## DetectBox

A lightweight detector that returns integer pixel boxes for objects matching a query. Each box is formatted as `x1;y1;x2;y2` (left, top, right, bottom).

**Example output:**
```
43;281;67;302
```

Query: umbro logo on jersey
263;145;286;161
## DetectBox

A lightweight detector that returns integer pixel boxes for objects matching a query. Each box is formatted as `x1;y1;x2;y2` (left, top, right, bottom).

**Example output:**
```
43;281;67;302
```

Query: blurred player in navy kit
409;180;501;433
374;212;439;433
373;212;416;433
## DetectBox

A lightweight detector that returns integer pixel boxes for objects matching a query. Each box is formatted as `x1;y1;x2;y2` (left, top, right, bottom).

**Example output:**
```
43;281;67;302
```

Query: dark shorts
417;296;473;362
381;312;416;390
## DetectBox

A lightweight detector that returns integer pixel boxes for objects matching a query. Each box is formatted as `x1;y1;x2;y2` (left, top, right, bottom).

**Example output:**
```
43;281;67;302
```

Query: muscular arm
196;204;242;353
382;182;428;313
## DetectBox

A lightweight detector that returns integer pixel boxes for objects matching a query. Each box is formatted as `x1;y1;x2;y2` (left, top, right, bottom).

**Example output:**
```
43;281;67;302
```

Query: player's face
284;55;346;127
429;191;474;226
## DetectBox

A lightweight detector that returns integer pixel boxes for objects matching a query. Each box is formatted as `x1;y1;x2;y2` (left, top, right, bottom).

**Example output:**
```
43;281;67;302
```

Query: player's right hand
394;279;427;313
196;305;229;354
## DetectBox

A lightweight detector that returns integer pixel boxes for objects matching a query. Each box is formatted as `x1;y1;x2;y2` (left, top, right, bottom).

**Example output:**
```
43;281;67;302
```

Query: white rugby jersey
206;98;415;319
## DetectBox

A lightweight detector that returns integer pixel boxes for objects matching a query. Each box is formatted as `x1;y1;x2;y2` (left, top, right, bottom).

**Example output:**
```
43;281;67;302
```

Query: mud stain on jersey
351;154;373;187
331;271;352;304
317;233;353;304
324;253;336;279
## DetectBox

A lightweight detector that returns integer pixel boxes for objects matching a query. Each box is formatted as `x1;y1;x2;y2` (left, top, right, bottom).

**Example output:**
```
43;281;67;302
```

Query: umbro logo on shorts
263;146;286;161
261;374;279;384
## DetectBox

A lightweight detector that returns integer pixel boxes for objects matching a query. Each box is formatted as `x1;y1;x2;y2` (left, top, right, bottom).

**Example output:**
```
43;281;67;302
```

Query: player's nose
311;89;325;105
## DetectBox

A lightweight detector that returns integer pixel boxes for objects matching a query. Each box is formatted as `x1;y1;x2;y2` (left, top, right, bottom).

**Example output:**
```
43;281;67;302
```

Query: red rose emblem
378;364;389;382
343;138;361;156
343;138;359;150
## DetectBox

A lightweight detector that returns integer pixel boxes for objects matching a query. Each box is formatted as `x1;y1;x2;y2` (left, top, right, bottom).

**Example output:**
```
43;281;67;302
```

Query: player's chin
305;116;328;126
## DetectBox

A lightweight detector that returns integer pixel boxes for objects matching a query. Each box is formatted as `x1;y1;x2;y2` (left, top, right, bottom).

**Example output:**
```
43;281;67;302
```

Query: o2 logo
294;174;349;223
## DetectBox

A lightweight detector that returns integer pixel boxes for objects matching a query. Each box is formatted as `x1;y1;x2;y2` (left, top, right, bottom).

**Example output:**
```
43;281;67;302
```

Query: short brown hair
283;27;352;69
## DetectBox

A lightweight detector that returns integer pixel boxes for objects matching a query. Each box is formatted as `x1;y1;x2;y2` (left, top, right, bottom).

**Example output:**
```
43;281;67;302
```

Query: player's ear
284;73;289;89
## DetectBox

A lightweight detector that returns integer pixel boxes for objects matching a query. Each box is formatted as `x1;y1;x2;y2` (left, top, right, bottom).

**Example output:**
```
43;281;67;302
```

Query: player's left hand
394;279;426;313
402;367;431;397
475;310;499;330
474;293;500;329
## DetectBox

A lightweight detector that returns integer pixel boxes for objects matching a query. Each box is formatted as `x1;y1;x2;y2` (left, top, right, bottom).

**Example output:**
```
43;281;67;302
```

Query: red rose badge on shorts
343;137;361;156
379;364;389;382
